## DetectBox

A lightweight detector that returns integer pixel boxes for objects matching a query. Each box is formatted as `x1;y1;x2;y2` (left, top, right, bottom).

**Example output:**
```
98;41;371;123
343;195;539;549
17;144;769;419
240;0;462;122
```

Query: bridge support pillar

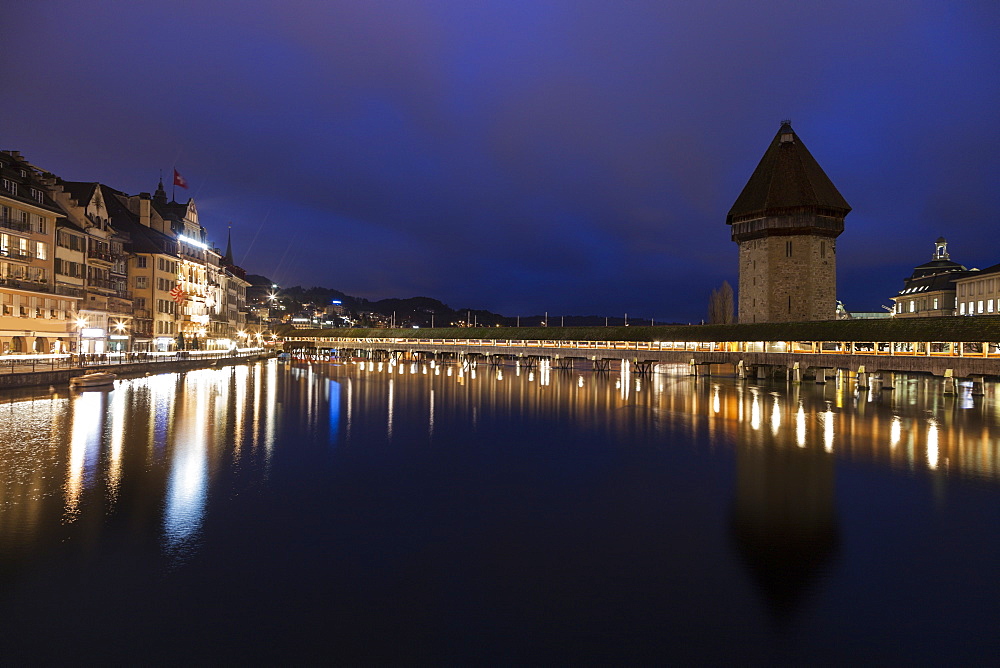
790;362;801;383
857;365;868;390
688;359;698;376
756;365;767;381
943;369;957;395
815;368;827;384
736;360;746;379
971;375;985;396
879;372;896;391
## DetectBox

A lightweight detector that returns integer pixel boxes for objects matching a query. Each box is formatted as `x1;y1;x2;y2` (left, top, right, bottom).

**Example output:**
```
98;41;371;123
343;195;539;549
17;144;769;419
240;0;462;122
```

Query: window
960;284;966;297
1;179;14;195
978;300;984;313
989;299;995;313
960;302;966;315
31;188;43;204
909;301;915;313
787;295;791;313
35;216;46;234
135;276;148;289
34;241;46;260
933;298;938;310
135;256;147;269
820;241;826;258
785;240;793;257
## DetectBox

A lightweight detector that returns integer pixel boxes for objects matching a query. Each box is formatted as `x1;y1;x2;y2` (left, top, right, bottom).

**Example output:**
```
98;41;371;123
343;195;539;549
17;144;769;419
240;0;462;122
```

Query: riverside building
0;151;79;354
891;238;975;317
1;147;251;354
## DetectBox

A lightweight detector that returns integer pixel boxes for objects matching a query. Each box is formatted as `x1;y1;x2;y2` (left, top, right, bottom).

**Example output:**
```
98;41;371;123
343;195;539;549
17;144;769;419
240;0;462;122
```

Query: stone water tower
727;122;851;323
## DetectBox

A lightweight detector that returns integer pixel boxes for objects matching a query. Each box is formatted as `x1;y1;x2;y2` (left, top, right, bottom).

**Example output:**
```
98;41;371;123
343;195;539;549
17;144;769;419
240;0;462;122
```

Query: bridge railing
284;336;1000;359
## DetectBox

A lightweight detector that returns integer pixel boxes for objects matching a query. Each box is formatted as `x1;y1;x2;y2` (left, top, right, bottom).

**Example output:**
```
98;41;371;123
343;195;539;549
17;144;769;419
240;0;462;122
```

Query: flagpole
172;167;175;202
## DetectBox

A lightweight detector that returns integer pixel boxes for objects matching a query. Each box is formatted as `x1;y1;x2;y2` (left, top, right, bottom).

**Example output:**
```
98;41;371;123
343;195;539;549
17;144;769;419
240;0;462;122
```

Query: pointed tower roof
223;223;234;265
727;121;851;224
153;174;168;207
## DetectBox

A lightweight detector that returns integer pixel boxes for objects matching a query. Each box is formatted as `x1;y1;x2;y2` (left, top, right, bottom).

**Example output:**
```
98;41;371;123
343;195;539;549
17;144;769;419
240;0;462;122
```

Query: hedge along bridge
282;316;1000;391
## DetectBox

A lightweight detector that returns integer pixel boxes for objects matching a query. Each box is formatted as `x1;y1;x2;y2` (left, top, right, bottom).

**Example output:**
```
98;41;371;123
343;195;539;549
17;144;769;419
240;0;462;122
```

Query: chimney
138;195;151;227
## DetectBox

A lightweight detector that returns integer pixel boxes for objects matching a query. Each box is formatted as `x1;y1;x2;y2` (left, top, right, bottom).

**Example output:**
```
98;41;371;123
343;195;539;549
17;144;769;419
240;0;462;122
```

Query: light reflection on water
324;359;1000;482
0;359;997;661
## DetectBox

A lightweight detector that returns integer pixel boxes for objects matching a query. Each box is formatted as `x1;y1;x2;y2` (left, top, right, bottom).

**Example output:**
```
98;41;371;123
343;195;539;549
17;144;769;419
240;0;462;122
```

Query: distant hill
248;275;678;327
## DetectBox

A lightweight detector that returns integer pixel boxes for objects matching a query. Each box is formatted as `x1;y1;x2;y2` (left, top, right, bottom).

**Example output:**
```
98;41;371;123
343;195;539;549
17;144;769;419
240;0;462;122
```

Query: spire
153;171;168;206
223;222;234;265
727;121;851;224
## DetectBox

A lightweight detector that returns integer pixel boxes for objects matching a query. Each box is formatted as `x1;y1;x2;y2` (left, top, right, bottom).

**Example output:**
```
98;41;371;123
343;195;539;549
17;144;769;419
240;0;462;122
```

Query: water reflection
0;359;997;573
731;415;839;620
323;359;1000;482
0;362;282;564
66;390;106;521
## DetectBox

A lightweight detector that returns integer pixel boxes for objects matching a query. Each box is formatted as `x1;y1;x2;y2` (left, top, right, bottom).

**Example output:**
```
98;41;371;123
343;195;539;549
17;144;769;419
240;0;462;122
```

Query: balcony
0;277;59;295
87;248;113;263
0;216;32;233
108;301;134;315
0;248;32;262
55;283;85;298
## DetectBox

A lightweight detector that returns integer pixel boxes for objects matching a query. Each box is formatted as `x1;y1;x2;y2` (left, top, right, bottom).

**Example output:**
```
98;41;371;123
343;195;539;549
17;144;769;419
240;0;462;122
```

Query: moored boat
70;372;117;389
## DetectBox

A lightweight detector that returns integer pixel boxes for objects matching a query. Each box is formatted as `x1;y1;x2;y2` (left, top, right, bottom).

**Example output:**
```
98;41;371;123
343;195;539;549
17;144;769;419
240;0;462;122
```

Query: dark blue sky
4;1;998;321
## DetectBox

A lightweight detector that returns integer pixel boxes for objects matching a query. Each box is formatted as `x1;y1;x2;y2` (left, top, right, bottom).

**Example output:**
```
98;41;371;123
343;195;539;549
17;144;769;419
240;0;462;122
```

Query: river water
0;358;997;663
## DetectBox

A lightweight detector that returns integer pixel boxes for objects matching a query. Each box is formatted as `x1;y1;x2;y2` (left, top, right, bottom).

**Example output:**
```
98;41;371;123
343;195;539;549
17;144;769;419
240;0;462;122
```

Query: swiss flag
173;169;188;189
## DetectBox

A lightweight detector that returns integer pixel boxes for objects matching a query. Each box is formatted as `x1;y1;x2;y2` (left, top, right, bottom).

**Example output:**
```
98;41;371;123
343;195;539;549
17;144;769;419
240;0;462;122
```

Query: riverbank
0;350;274;390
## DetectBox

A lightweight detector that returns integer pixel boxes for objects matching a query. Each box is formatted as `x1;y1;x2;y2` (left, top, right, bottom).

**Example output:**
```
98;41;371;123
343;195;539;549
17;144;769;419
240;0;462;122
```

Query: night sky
3;1;998;322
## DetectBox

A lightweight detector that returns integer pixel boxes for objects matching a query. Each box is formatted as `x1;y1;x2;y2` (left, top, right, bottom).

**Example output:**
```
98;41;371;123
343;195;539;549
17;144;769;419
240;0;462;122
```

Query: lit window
989;299;995;313
933;298;938;310
960;303;966;315
909;301;915;312
978;300;984;313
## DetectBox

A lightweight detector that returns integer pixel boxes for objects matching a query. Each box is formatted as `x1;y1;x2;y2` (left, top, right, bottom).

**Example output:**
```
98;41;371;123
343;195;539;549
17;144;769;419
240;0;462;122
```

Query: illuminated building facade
727;122;851;323
954;261;1000;316
0;150;252;355
891;237;974;317
0;150;79;353
49;181;133;353
120;189;182;350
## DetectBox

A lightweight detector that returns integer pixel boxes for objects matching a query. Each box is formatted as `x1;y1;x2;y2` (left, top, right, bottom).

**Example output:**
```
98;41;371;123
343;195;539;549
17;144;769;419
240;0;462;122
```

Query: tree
708;281;735;324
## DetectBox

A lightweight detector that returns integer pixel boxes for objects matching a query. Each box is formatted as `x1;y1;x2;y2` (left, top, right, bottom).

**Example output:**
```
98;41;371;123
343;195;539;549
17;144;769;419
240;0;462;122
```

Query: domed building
891;238;976;317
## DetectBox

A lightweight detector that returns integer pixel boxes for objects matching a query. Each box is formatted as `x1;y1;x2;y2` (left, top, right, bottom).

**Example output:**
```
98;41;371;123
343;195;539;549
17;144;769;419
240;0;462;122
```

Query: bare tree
708;281;734;324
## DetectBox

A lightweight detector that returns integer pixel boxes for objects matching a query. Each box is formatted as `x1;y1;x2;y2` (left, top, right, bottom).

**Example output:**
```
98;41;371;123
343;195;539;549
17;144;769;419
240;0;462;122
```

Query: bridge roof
727;122;851;224
285;316;1000;344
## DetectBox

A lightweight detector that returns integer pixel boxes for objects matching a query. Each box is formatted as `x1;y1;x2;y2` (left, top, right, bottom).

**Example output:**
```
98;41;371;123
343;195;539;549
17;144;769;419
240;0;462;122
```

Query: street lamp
75;317;87;363
113;320;127;354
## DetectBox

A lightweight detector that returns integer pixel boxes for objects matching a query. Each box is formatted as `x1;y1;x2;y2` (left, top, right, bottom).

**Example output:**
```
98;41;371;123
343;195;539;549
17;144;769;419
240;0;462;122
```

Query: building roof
58;181;97;208
957;262;1000;279
727;122;851;224
0;150;64;214
99;185;179;257
896;269;975;297
908;258;968;280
